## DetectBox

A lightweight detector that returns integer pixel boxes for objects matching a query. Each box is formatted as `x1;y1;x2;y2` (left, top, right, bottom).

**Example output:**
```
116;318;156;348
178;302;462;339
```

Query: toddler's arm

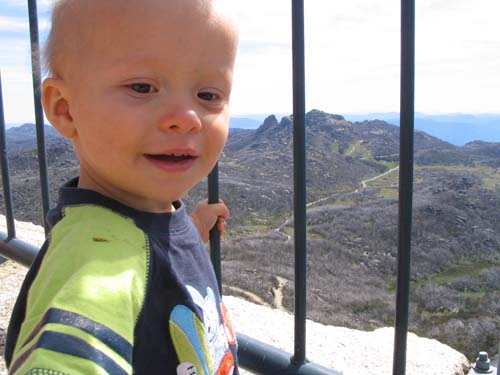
7;223;146;375
189;199;229;243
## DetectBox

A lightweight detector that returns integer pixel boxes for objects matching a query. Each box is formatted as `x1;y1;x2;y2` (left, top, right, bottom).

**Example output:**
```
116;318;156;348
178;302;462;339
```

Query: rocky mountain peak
256;110;349;137
279;116;292;128
255;114;294;138
263;114;278;127
306;109;346;125
255;114;279;135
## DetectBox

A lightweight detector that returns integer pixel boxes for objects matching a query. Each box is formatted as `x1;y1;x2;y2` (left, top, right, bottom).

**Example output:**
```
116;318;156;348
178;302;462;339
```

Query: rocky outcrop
225;296;470;375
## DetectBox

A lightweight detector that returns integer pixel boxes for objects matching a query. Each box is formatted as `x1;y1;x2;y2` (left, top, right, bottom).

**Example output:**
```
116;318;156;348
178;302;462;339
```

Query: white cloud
2;0;51;9
0;37;31;66
412;0;500;113
0;35;39;124
0;16;29;32
0;13;51;35
1;70;35;125
227;0;500;115
228;0;401;116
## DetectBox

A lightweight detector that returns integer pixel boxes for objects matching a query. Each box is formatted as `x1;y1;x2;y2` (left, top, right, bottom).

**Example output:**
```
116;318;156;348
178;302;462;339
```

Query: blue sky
1;0;499;124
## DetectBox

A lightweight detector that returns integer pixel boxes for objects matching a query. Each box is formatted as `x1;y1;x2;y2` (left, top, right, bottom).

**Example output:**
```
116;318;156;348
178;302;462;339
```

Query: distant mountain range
8;112;500;146
231;112;500;146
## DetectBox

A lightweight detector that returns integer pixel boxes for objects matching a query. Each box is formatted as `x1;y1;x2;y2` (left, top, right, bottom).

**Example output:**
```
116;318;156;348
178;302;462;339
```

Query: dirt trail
273;166;400;239
361;166;399;188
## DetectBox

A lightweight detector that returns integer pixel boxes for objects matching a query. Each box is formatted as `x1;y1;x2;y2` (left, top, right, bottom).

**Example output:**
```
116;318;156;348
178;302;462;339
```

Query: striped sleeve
9;206;149;375
9;309;132;375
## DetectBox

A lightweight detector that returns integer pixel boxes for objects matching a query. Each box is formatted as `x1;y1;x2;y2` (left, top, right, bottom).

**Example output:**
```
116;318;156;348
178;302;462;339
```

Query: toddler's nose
158;106;202;134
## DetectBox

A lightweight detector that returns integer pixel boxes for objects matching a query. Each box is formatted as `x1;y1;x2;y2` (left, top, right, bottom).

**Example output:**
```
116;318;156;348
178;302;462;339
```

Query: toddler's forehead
48;0;236;76
58;0;226;40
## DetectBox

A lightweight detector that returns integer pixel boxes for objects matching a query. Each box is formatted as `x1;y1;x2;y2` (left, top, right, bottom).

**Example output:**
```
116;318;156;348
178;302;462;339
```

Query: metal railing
2;0;486;375
392;0;415;373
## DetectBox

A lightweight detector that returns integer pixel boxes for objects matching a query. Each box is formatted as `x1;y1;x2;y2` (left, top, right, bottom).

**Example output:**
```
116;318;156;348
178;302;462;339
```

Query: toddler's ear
42;78;76;138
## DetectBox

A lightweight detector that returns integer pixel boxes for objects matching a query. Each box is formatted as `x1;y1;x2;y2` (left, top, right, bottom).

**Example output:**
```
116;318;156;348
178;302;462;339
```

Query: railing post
291;0;307;366
27;0;51;232
0;71;16;240
393;0;415;374
497;339;500;375
208;163;222;293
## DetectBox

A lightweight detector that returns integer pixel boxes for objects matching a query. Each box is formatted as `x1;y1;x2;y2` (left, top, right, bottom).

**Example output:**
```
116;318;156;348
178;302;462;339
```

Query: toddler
6;0;239;374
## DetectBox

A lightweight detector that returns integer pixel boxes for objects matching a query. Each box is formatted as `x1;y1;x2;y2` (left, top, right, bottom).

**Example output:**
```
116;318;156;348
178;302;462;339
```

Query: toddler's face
52;0;238;212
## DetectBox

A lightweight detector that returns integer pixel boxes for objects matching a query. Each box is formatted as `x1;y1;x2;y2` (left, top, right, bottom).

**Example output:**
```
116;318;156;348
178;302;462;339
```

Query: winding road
273;166;400;240
361;166;399;188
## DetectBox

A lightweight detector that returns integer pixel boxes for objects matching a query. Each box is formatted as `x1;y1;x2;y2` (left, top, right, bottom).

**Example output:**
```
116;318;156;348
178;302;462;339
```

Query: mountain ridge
10;110;500;145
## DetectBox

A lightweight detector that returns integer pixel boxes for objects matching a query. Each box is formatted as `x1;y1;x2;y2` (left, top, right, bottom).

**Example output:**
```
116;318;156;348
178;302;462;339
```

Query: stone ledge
224;295;470;375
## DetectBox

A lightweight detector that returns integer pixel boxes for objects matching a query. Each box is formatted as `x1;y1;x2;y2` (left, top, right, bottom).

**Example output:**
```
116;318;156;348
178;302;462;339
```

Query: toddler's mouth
145;154;196;162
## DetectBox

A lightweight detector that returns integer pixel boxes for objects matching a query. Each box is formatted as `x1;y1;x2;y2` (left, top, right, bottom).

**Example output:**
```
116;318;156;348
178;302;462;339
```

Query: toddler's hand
189;199;229;243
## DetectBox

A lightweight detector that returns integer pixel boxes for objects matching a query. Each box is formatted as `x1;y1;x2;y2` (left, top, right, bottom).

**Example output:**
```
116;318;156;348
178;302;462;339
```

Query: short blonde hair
43;0;237;77
43;0;88;77
43;0;65;76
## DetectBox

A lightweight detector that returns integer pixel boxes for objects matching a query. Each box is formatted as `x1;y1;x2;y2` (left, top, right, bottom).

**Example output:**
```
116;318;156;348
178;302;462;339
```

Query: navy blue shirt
6;179;239;375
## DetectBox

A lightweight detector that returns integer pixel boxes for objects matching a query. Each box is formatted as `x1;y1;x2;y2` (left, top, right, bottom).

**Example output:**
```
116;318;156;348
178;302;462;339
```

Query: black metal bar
208;163;222;293
27;0;50;233
0;71;16;239
497;348;499;375
0;233;39;267
291;0;307;366
393;0;415;374
238;333;342;375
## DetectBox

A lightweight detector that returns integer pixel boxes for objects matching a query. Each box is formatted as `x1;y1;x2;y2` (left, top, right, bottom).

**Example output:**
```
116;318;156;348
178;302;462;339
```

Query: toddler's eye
197;92;218;101
129;83;156;94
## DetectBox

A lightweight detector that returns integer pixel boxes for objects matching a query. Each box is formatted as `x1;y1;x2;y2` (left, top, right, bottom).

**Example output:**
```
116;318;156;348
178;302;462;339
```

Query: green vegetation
417;165;500;191
343;140;371;157
332;197;355;206
223;160;241;167
463;289;486;299
307;228;325;239
386;260;500;294
426;260;500;286
385;277;397;293
331;141;340;154
376;160;399;169
376;187;398;199
366;169;399;187
420;310;455;325
230;224;270;237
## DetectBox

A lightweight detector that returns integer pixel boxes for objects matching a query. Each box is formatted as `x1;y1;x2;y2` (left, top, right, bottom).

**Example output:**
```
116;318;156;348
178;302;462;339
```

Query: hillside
1;110;499;360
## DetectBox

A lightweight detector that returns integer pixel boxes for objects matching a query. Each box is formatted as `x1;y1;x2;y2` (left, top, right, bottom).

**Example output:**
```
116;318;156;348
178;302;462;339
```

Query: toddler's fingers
217;217;227;238
217;217;225;231
212;202;230;220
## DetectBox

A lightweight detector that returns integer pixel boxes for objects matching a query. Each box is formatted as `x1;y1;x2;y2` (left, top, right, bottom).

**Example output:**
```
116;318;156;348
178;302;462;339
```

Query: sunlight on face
46;0;238;212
